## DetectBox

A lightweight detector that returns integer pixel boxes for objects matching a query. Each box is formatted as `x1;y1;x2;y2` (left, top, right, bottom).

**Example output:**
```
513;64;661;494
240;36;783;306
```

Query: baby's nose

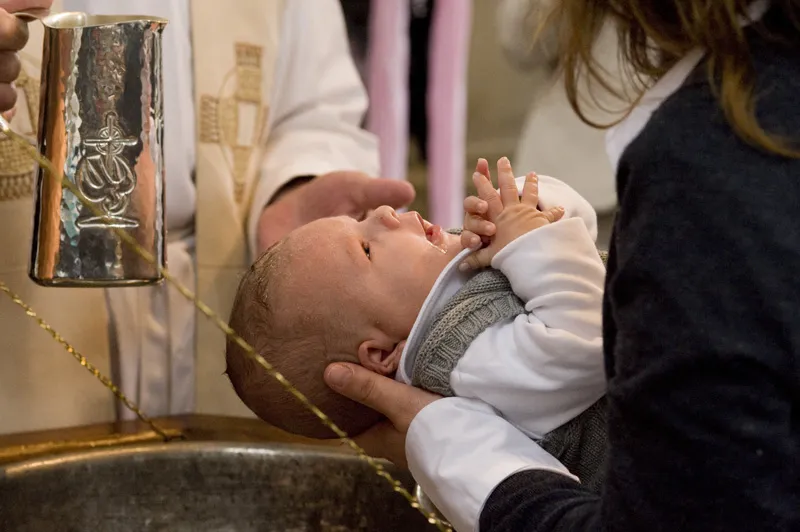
373;205;400;228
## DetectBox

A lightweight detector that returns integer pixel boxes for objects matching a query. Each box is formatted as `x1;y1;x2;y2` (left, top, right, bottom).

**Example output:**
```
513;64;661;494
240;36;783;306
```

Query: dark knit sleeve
480;64;800;531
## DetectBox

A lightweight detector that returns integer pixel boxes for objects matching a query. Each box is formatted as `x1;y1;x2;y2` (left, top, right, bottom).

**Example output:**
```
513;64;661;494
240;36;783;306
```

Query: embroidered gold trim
0;173;34;202
0;133;36;202
16;69;40;130
199;95;222;144
235;43;263;103
198;42;268;205
220;98;239;144
231;145;252;203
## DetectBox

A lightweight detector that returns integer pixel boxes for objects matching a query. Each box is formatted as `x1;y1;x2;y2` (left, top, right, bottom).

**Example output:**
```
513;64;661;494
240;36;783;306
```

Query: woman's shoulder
623;41;800;206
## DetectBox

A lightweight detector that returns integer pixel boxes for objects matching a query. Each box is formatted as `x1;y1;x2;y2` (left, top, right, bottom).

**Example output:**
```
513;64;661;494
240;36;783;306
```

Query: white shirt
397;176;606;439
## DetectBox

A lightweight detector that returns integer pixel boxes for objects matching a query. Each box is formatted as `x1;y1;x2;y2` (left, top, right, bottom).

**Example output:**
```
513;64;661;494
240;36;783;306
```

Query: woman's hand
324;363;441;468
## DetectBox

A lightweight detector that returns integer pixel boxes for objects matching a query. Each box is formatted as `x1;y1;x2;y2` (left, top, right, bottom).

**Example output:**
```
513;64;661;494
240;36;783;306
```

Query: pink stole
366;0;472;227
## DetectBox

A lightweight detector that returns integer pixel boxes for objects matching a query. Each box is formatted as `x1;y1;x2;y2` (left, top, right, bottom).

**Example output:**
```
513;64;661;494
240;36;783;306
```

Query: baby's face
281;206;463;342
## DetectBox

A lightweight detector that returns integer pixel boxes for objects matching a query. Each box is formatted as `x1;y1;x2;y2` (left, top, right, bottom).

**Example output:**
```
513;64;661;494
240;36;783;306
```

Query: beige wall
465;1;539;163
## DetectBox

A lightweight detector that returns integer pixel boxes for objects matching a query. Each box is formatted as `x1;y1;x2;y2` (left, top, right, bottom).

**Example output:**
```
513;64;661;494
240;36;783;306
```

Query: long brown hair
545;0;800;157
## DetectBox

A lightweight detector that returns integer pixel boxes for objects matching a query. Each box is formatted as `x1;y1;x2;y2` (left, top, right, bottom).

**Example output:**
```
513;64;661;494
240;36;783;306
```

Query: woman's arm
479;82;800;529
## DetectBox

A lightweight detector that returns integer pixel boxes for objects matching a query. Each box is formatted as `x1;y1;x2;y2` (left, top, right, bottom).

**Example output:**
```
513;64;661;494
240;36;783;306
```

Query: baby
226;158;608;490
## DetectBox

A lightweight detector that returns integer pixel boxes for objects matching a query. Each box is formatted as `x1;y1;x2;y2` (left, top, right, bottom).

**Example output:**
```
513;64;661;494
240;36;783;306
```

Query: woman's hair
544;0;800;157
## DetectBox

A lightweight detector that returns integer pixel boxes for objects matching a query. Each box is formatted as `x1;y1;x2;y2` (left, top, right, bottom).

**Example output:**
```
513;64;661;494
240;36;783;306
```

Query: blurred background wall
340;0;615;248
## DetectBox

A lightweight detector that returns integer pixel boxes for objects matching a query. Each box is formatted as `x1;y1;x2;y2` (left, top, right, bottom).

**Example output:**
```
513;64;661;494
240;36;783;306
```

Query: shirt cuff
406;397;577;532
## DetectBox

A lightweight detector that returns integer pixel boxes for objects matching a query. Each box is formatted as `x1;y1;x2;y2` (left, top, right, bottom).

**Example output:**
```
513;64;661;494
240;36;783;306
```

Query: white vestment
0;0;378;434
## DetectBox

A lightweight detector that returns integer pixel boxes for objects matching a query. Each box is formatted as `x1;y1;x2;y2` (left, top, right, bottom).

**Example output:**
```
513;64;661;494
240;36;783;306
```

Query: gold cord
0;281;175;441
0;126;451;531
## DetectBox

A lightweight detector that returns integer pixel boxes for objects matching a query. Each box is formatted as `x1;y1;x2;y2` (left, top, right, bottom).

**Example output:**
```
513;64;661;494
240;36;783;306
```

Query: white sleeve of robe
246;0;380;257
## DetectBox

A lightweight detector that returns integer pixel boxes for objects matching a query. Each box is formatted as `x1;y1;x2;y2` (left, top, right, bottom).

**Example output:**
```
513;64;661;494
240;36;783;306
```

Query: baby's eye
363;243;371;259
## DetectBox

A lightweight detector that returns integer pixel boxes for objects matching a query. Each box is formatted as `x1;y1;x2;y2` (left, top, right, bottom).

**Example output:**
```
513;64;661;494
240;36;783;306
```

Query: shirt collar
396;248;474;384
605;0;771;174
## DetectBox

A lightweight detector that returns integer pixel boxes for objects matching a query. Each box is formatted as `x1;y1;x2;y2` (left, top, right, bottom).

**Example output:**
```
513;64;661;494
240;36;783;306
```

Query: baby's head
226;206;462;438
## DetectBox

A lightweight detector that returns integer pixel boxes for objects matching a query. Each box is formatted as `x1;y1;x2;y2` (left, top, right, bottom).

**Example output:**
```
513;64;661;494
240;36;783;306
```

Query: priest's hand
324;362;441;468
256;171;415;255
0;1;52;113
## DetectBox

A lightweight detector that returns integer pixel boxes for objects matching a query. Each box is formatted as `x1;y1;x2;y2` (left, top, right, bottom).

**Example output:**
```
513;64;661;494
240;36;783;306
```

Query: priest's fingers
0;10;27;51
2;0;54;13
0;51;20;83
358;177;416;212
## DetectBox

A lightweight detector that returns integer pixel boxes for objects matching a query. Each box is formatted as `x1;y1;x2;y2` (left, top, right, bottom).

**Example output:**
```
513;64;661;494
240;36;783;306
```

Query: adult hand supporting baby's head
324;363;441;468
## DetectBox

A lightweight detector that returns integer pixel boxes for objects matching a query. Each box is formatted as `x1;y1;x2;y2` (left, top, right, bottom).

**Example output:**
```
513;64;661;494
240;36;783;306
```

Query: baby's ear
357;339;406;376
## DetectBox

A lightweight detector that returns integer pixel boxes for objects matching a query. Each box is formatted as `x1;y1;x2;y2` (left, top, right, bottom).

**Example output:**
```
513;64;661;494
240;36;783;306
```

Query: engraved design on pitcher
75;112;140;228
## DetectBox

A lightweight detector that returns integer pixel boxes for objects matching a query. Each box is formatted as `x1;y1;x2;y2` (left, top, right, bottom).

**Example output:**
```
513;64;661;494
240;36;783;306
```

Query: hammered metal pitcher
29;12;168;286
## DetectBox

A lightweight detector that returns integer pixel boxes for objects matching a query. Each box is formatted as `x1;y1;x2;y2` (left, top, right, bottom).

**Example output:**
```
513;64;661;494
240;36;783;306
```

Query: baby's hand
459;157;565;271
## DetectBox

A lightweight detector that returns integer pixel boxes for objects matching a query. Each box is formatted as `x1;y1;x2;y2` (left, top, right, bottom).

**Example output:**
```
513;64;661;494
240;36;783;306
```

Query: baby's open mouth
425;224;442;245
415;213;447;253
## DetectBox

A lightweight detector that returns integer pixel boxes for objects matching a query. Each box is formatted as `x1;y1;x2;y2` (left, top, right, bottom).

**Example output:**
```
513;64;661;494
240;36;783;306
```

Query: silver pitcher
28;12;168;286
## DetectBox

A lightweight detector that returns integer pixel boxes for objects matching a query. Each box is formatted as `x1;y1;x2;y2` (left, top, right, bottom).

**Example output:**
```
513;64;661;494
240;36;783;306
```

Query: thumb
459;247;493;272
2;0;53;13
324;363;437;432
360;178;416;211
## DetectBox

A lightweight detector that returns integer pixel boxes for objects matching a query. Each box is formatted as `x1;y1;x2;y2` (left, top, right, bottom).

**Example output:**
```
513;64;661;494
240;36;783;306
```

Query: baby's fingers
464;195;488;216
463;213;495;238
497;157;519;207
544;206;565;223
459;247;492;272
476;158;491;182
521;172;539;207
461;230;482;250
473;172;503;221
